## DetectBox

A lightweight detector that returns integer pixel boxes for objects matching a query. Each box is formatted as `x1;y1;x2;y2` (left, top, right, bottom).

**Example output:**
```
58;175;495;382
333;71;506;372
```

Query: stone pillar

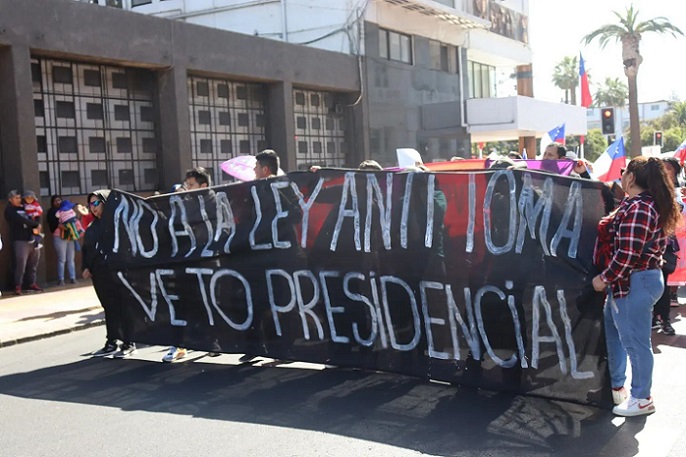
0;45;40;193
267;81;296;171
157;63;191;190
516;64;537;156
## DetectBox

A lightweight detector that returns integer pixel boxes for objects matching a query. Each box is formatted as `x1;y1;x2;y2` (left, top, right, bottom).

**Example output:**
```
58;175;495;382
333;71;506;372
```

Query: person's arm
6;207;39;229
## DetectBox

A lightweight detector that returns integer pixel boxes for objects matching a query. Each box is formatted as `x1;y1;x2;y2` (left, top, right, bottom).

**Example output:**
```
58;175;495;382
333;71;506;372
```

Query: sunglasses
89;200;102;208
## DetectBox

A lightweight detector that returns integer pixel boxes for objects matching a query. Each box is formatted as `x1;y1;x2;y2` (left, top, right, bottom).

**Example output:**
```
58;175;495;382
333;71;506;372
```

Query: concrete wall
0;0;364;290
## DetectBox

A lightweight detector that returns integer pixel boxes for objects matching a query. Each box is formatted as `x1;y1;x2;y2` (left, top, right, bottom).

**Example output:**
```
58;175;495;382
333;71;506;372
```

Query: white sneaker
162;346;187;363
613;396;655;417
612;387;628;405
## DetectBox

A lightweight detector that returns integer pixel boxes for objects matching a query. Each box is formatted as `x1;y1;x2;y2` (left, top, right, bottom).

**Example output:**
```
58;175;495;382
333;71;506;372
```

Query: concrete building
0;0;586;288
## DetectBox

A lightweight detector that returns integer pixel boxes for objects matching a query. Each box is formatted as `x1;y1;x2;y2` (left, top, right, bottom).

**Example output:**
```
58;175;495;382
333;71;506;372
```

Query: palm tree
551;56;578;105
583;5;683;157
594;77;628;108
669;101;686;127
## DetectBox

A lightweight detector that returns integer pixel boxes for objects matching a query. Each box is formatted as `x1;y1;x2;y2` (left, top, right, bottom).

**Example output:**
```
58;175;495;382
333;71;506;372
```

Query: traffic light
601;108;615;135
654;131;663;147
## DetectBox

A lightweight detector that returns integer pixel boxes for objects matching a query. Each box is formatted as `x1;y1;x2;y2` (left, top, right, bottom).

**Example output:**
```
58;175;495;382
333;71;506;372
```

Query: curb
0;318;105;348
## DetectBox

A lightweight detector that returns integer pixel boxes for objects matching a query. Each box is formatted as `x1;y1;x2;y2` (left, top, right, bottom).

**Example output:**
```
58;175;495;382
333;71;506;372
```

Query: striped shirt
600;192;666;298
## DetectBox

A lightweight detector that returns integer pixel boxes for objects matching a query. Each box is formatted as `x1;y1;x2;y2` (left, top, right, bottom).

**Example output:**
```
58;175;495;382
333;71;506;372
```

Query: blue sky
529;0;685;104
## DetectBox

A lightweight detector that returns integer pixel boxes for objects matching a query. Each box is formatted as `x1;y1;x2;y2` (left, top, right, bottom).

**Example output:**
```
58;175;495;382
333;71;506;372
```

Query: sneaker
112;343;137;359
613;396;655;417
92;342;119;357
652;317;661;329
661;321;676;336
14;286;22;296
162;346;187;363
207;352;221;357
34;244;43;250
69;278;77;284
612;386;628;405
239;354;258;363
57;280;65;286
27;284;42;292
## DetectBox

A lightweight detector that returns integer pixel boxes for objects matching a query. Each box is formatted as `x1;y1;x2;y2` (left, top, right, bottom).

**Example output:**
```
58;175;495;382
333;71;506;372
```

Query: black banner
99;169;609;405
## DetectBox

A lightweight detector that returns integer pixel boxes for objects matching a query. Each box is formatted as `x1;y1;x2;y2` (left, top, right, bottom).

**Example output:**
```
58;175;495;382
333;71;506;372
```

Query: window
468;60;496;98
53;67;73;84
117;137;133;153
217;84;229;98
114;105;130;121
83;69;101;87
218;111;230;126
112;72;127;89
33;57;158;195
188;76;267;184
196;81;209;97
378;28;412;64
34;99;44;117
292;88;348;169
58;136;77;153
131;0;152;6
200;139;212;154
89;137;106;153
651;104;660;111
56;101;75;118
430;41;450;71
198;110;211;125
86;103;104;120
92;170;108;187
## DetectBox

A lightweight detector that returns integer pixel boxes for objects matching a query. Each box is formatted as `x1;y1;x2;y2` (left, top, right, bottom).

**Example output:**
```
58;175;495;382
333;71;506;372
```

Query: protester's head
170;183;186;193
86;190;110;220
7;190;21;207
662;157;681;186
508;152;522;160
255;149;280;179
358;159;382;171
450;156;465;161
22;190;36;204
184;167;211;190
622;156;681;235
51;194;63;209
543;143;566;160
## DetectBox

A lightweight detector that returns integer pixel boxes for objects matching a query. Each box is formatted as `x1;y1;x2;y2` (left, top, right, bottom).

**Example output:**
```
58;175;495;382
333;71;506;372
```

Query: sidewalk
0;283;104;347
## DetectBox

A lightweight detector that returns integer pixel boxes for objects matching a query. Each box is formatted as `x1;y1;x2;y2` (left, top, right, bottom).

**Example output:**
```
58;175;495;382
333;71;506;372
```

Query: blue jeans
53;236;76;282
604;269;663;399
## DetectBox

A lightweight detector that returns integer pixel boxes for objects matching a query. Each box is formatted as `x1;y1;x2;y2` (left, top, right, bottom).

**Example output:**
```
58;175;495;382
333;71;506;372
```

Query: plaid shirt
600;192;666;298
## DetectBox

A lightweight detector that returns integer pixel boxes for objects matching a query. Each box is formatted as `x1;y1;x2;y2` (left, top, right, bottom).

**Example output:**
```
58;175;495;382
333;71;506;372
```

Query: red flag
579;53;592;108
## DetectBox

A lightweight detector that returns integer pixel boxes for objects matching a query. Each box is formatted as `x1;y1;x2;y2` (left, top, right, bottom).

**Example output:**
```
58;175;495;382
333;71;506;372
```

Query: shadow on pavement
0;359;640;456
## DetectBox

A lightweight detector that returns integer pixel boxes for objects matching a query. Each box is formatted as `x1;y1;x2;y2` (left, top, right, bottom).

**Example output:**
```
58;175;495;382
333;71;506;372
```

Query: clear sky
528;0;685;104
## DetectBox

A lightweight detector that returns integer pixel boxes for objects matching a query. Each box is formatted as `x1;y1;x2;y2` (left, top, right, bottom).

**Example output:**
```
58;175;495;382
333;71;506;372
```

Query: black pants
92;271;128;343
654;269;672;322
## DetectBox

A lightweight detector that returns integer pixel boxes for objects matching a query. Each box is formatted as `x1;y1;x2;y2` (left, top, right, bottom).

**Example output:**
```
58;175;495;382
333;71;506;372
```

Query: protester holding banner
592;156;681;416
83;190;136;358
161;167;213;363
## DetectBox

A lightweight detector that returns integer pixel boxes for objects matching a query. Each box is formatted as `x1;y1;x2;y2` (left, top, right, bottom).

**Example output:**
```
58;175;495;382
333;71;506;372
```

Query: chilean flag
593;136;626;182
548;124;566;144
673;138;686;165
579;53;592;108
539;124;566;156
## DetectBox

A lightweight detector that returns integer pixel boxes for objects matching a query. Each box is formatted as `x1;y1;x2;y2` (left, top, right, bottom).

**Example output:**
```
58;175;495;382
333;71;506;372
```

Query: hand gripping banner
97;168;611;405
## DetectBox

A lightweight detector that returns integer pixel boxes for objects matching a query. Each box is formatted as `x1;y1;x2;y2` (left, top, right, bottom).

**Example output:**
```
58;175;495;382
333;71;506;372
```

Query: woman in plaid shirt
592;156;682;417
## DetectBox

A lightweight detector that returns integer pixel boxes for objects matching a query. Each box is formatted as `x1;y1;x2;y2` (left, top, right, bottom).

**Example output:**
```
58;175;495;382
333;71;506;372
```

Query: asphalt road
0;327;684;457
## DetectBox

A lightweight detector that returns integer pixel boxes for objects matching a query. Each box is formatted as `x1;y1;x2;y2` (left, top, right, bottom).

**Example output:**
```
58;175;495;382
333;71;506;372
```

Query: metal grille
33;57;158;196
188;76;267;185
293;89;348;170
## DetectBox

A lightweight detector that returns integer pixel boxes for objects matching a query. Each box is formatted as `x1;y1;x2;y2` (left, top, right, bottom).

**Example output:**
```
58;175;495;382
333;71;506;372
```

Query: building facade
0;0;365;287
